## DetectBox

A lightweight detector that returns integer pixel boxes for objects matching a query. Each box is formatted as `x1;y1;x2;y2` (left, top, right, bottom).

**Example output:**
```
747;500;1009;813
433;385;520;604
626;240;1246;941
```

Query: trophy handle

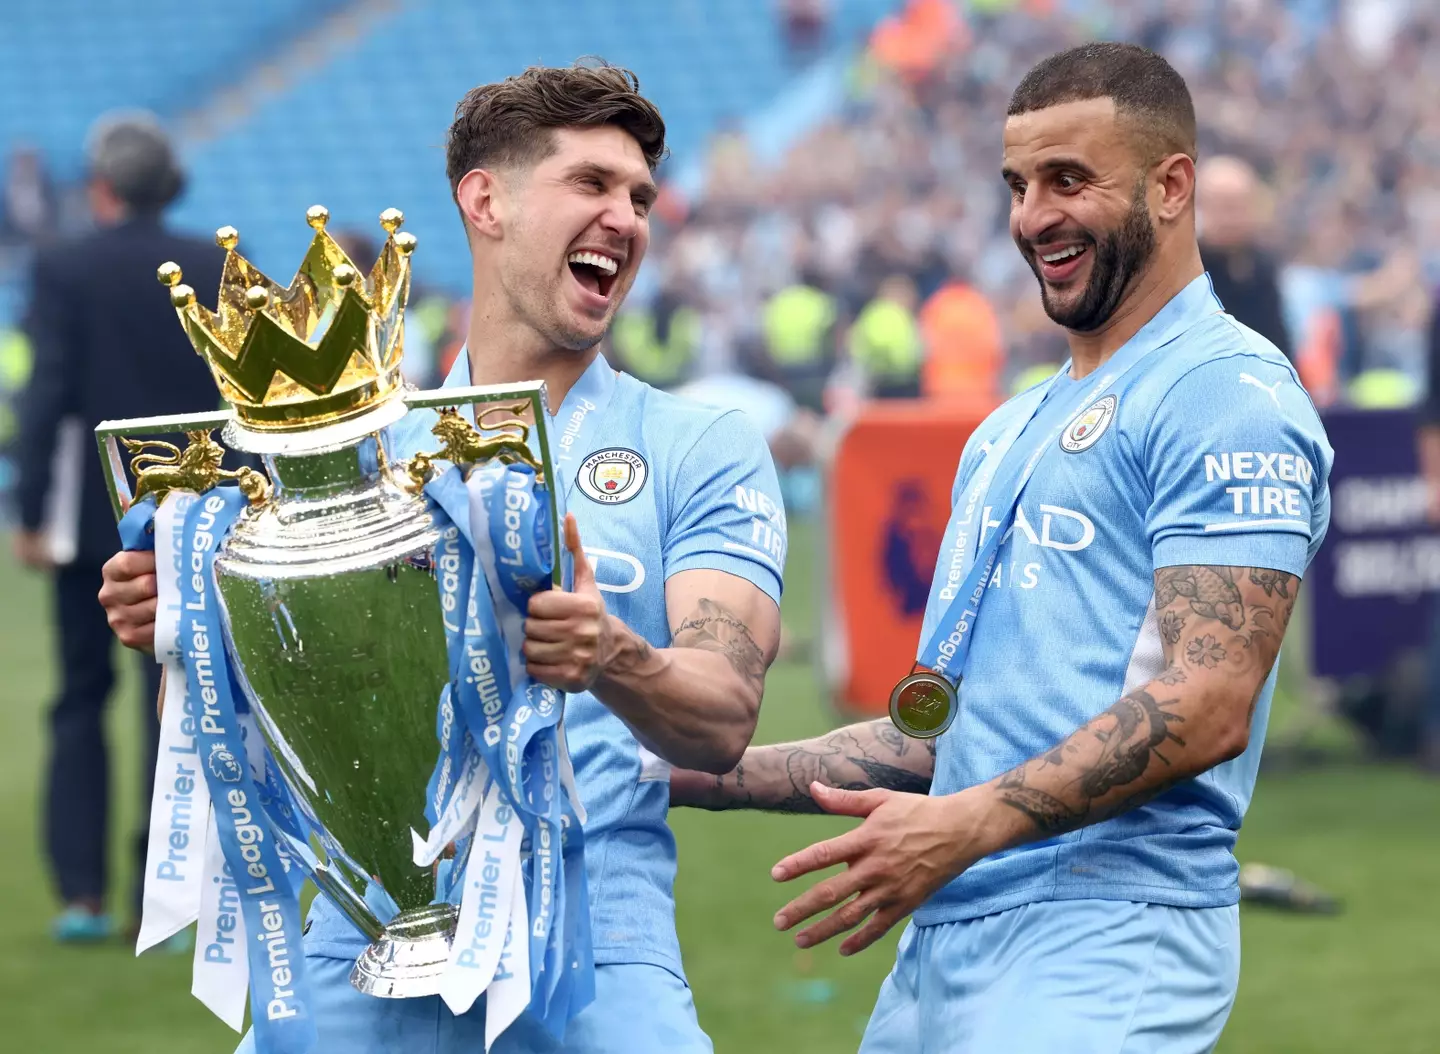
94;409;272;521
402;402;545;491
398;382;564;589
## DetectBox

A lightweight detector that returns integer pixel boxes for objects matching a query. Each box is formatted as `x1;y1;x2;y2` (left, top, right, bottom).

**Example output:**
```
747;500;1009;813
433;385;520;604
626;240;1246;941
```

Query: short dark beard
1028;181;1156;332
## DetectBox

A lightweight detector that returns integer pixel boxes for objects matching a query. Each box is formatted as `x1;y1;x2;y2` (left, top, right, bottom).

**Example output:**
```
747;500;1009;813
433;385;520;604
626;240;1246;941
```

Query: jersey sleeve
664;409;787;603
1145;355;1332;576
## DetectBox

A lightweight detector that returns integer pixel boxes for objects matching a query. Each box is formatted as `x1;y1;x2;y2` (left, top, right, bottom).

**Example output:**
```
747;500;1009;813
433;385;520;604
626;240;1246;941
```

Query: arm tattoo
706;719;935;812
993;565;1299;840
996;688;1187;835
1155;565;1245;629
672;598;766;694
849;757;933;795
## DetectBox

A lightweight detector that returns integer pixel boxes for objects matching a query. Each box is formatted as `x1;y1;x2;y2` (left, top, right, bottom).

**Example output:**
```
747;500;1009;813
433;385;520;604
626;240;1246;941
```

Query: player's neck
463;306;599;412
1065;243;1204;379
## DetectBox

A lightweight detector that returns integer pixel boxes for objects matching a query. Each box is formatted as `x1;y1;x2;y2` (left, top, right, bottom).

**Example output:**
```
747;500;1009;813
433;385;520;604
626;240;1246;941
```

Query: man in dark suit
1197;155;1294;360
10;111;224;944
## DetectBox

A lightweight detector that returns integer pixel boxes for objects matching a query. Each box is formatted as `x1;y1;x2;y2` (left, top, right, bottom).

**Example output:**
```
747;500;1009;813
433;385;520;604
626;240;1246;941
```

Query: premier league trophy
96;206;591;1051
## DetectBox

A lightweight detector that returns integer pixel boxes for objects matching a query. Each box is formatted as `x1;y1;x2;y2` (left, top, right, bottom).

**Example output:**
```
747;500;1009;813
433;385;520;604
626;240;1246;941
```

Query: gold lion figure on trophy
123;430;271;507
405;403;544;490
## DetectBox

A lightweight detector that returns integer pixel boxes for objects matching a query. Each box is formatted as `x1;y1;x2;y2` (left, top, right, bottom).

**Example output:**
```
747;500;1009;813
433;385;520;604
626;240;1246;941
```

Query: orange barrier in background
821;397;995;717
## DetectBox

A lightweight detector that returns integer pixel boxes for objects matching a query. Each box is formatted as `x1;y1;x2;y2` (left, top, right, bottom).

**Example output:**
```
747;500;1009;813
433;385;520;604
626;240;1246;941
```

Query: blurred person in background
1417;279;1440;772
778;0;831;67
1197;154;1293;359
850;272;924;399
754;265;840;412
917;268;1005;405
9;111;224;945
0;144;57;250
610;266;703;390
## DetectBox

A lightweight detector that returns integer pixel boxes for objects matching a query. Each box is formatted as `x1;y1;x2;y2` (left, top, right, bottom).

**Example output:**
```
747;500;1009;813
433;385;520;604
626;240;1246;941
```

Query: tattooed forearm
699;718;938;812
672;598;766;695
984;566;1301;846
995;688;1187;836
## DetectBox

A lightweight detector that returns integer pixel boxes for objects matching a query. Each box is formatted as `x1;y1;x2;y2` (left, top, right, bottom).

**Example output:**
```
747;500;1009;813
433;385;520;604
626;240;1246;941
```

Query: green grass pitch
0;519;1437;1051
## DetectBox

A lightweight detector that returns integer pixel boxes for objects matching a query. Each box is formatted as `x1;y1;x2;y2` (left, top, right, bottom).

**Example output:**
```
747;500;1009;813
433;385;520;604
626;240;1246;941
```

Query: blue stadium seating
167;0;902;296
0;0;348;179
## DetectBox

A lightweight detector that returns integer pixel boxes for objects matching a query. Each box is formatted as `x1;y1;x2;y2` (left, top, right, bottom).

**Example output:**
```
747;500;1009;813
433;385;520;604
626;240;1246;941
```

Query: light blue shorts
234;956;711;1054
859;900;1240;1054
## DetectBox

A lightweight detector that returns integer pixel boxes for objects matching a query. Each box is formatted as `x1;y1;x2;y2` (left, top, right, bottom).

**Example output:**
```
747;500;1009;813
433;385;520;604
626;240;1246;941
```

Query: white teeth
567;250;619;275
1041;245;1085;263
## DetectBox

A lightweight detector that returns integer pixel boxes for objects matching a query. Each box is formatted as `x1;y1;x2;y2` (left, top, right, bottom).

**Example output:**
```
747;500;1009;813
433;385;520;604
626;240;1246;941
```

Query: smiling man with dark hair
97;61;786;1054
672;42;1333;1053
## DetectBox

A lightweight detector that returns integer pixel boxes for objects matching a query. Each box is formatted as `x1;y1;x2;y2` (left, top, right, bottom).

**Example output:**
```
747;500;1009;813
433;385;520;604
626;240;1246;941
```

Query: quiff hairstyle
445;60;668;199
1007;42;1197;166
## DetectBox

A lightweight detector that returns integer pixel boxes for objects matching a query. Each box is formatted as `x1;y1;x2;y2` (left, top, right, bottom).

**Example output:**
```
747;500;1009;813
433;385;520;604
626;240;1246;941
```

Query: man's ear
1153;152;1196;225
456;168;505;241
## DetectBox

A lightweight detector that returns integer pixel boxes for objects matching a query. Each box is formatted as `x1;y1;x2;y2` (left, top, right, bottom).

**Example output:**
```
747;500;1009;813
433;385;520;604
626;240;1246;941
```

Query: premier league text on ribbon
204;860;242;965
187;493;302;1025
155;754;198;883
454;797;519;979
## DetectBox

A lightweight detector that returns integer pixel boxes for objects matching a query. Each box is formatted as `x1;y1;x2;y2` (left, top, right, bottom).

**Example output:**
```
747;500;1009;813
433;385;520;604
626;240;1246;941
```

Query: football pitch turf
1;519;1437;1052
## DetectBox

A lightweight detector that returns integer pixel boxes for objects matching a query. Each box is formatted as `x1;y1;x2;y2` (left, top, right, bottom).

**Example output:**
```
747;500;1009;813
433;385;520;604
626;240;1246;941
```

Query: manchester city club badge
576;447;648;504
888;670;957;739
1059;394;1117;453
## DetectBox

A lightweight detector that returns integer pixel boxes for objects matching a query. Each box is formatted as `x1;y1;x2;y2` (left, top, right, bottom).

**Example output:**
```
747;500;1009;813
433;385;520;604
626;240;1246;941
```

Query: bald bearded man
1197;155;1293;360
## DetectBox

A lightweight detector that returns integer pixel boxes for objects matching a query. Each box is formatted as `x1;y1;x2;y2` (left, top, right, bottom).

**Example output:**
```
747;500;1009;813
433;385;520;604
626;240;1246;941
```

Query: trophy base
350;903;459;998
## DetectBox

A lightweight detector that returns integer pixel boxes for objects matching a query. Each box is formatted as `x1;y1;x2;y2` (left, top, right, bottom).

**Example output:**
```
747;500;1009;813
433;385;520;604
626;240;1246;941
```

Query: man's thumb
565;513;596;592
812;782;887;818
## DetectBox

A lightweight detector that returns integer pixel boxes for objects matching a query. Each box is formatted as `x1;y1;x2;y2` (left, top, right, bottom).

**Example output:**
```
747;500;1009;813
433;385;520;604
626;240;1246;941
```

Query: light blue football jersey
304;351;787;982
913;274;1333;926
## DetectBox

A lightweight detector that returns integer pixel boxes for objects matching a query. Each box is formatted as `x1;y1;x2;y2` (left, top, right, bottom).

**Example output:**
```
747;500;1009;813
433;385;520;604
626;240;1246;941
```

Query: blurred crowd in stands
4;0;1440;508
608;0;1440;421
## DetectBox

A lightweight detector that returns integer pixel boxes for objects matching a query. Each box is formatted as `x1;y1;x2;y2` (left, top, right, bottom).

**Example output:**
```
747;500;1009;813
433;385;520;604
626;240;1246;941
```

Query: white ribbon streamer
137;491;212;953
411;748;489;868
190;806;250;1031
484;873;532;1052
439;781;525;1016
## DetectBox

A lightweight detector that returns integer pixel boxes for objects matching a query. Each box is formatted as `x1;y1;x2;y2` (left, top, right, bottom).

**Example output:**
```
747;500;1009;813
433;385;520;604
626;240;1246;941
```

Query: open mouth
1036;243;1089;283
567;250;620;300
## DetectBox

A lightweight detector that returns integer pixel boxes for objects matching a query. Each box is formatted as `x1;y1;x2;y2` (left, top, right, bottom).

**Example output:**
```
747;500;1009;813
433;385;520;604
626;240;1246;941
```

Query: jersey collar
441;346;617;421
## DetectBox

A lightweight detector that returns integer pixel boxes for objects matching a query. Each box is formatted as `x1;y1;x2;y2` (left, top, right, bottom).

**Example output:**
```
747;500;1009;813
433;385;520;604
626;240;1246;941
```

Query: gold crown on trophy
157;205;416;430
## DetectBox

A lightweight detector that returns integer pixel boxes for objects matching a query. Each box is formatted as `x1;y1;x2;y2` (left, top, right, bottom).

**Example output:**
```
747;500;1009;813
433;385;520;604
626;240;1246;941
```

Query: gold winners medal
888;671;957;739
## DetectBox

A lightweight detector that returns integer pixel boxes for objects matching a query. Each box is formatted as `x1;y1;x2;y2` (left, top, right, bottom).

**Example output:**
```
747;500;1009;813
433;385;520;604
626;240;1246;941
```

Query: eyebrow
1001;156;1100;182
566;161;659;204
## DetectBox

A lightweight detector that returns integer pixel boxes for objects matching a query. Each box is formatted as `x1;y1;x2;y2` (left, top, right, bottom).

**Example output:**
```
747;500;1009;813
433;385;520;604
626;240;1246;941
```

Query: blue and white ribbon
179;488;316;1054
123;488;318;1052
399;454;592;1042
134;491;211;954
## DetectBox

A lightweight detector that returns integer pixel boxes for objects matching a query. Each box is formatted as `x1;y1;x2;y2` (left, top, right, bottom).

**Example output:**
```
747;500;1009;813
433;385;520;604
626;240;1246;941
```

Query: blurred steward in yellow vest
850;273;923;399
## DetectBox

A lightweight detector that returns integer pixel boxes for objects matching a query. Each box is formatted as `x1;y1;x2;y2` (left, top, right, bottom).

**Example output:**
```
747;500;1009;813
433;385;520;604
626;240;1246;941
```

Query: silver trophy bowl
98;384;561;998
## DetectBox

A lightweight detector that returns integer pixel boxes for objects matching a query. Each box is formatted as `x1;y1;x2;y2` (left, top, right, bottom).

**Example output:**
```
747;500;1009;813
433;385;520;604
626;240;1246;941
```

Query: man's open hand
523;513;613;693
771;783;987;957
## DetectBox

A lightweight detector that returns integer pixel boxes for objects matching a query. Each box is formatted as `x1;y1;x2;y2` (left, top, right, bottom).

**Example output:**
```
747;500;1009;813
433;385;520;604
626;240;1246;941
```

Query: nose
1013;185;1067;245
599;190;641;242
